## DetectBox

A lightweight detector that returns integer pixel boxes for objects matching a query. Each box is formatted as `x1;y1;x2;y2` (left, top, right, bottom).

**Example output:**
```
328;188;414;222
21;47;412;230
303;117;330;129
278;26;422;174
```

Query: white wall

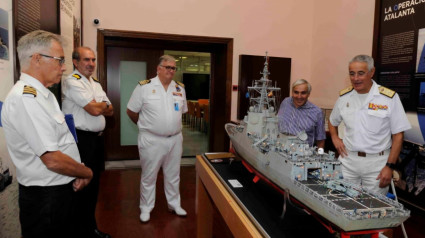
82;0;375;119
309;0;375;109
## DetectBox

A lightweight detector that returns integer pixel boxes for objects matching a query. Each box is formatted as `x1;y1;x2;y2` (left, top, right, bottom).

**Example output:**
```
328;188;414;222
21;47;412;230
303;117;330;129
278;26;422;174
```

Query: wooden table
195;153;262;238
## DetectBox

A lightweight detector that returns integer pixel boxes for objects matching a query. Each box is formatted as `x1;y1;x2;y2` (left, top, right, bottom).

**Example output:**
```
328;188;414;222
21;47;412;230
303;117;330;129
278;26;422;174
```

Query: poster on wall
60;0;81;76
375;0;425;209
376;0;425;145
0;0;15;174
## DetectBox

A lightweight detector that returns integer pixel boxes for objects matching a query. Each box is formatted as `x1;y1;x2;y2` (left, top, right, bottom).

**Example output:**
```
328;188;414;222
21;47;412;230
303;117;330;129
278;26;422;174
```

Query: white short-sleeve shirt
62;69;111;132
1;73;81;186
127;76;188;137
329;81;411;153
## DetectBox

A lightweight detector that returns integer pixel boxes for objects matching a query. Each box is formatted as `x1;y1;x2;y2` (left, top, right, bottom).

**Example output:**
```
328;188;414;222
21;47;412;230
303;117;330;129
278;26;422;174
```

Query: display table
195;153;336;238
195;153;262;238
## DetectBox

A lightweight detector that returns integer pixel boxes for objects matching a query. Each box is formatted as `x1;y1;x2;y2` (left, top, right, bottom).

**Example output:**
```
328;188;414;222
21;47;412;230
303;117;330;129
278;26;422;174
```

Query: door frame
97;29;233;155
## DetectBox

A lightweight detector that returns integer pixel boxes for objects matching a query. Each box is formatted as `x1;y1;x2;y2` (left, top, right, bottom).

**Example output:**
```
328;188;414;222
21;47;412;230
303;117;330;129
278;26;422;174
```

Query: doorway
165;50;211;157
97;30;233;161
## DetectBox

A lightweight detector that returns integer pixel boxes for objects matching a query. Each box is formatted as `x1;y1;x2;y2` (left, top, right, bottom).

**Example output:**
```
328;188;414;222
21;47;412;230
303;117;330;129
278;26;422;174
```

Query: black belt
76;129;103;136
357;151;385;157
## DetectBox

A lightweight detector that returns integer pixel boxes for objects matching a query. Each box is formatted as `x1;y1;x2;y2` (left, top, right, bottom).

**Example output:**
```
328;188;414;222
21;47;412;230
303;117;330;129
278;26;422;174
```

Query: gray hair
17;30;63;71
72;46;95;61
158;55;176;66
349;55;374;71
292;79;311;93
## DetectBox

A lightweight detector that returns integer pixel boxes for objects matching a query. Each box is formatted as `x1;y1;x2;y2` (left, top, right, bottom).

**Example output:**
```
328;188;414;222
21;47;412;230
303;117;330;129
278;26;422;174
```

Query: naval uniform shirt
329;81;411;153
127;76;188;137
62;69;111;132
1;73;81;186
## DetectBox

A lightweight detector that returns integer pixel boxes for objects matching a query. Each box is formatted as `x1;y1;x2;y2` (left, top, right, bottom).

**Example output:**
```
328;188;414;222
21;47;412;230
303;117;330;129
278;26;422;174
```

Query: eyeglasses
33;53;65;65
160;65;177;71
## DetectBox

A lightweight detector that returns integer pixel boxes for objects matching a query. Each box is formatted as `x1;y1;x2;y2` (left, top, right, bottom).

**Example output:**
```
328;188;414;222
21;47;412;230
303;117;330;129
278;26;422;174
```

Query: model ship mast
247;52;281;114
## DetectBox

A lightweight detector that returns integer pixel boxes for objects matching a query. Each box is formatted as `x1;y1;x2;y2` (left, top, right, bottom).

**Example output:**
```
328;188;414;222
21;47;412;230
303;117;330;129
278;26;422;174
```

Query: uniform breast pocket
363;110;388;134
55;114;75;145
145;95;161;108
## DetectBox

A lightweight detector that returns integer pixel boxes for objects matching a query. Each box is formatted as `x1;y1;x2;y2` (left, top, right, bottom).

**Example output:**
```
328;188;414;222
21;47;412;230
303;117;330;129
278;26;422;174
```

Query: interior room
1;0;425;237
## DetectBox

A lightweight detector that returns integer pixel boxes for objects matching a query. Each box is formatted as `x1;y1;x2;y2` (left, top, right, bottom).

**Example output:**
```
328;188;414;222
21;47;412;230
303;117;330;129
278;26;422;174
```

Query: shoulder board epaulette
379;86;395;98
23;85;37;97
92;77;100;83
175;80;184;88
138;79;151;86
72;74;82;79
339;86;353;97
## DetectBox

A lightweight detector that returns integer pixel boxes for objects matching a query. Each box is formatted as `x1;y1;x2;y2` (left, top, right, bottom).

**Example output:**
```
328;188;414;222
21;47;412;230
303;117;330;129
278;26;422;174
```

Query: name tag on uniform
174;102;179;111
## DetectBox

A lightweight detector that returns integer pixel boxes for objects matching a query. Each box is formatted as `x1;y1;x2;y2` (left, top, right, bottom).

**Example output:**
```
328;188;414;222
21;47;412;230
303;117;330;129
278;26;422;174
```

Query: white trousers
138;132;183;213
339;150;390;195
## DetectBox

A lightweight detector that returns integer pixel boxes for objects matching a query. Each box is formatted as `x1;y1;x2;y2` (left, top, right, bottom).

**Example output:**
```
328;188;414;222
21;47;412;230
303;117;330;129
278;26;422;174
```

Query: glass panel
120;61;146;145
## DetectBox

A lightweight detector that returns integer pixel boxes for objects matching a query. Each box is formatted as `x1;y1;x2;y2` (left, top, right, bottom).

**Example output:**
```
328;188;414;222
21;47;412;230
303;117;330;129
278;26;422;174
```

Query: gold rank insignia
138;79;151;86
175;80;185;88
72;74;82;79
92;77;100;83
23;85;37;97
378;86;395;98
339;86;353;97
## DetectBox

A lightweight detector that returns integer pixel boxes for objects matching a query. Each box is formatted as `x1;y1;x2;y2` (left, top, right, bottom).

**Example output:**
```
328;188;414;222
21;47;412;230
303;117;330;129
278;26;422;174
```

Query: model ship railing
293;179;410;220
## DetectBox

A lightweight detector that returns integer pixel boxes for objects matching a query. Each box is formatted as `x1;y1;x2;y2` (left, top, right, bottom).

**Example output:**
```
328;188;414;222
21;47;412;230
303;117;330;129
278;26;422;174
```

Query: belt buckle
357;152;366;157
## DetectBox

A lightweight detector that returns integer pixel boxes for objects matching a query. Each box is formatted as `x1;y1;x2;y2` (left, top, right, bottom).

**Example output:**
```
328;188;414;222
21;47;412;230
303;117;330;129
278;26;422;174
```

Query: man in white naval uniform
62;47;113;238
329;55;411;195
127;55;188;222
1;30;92;238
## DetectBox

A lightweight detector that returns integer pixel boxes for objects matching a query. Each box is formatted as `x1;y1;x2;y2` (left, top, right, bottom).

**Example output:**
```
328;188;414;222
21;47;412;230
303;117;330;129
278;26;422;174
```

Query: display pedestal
195;153;262;238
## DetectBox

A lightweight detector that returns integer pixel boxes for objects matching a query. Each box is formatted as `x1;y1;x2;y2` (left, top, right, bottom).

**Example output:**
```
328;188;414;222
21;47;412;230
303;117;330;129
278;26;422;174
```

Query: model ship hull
226;122;410;232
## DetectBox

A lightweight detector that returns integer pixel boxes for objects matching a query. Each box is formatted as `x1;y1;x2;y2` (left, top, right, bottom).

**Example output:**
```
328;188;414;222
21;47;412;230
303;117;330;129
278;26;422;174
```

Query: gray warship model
225;53;410;232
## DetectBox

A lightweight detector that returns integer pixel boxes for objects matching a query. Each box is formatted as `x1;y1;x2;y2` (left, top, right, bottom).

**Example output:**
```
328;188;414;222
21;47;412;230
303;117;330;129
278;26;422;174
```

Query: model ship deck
225;52;409;232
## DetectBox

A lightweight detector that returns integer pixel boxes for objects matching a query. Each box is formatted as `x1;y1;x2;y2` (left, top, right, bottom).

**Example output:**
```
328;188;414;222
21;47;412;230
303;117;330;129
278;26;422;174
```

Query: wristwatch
385;162;396;170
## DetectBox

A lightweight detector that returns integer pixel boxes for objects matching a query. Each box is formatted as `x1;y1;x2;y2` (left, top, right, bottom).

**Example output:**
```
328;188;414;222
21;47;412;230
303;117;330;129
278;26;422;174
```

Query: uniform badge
175;84;181;92
378;86;395;98
346;102;349;107
152;89;156;94
72;74;82;79
138;79;151;86
173;92;182;97
23;85;37;97
339;86;353;97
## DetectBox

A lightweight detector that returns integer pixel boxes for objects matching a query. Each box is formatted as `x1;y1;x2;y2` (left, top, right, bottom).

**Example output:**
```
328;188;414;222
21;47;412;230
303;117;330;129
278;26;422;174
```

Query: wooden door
237;55;291;120
104;47;162;161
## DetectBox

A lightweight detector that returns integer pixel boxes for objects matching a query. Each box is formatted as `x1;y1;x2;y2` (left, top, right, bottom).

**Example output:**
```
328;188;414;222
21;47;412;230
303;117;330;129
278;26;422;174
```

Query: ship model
225;53;410;232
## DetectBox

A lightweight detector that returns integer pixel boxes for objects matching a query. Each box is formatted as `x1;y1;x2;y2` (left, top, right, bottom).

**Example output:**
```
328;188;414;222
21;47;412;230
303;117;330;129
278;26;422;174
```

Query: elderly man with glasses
1;30;93;238
127;55;188;223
